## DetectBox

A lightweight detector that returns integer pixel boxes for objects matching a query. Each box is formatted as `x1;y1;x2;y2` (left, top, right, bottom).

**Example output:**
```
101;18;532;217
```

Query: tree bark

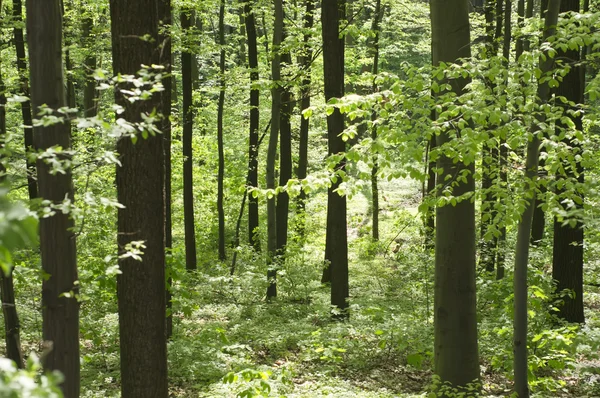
431;0;480;391
217;0;227;261
181;10;198;271
513;3;560;396
110;0;168;395
552;0;584;324
276;45;292;258
27;1;79;395
295;0;315;239
0;14;24;368
13;0;37;199
266;0;283;299
370;0;383;242
322;0;349;317
82;15;98;118
242;0;261;251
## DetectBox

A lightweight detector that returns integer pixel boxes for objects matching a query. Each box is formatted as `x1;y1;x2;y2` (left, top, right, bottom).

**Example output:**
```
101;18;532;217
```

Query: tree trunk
13;0;37;200
295;0;315;239
82;15;98;117
424;134;436;249
552;0;584;324
181;10;198;271
322;0;349;317
370;0;383;242
496;0;511;280
266;0;283;299
276;45;292;258
242;0;261;251
513;3;560;396
157;0;173;339
110;0;168;395
431;0;480;391
27;1;79;395
0;17;24;369
217;0;227;261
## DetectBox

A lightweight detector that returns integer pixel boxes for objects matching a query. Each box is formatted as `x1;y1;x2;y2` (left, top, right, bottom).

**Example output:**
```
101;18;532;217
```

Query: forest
0;0;599;396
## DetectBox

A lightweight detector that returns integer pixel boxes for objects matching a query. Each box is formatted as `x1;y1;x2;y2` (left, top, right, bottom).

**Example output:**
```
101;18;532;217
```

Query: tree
276;9;292;259
295;0;315;238
369;0;383;241
109;0;168;395
322;0;349;316
181;9;198;271
27;0;79;395
242;0;261;251
217;0;227;261
0;0;24;370
431;0;480;390
512;2;560;396
13;0;37;199
266;0;283;299
552;0;584;324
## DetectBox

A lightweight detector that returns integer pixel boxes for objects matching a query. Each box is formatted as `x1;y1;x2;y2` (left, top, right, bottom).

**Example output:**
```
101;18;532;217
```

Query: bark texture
27;1;79;395
431;0;480;391
110;0;168;395
322;0;349;316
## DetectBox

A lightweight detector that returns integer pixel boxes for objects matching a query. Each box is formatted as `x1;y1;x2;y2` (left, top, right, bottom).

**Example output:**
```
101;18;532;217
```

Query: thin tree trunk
0;13;24;368
242;0;261;251
431;0;480;390
82;16;98;117
424;134;436;249
370;0;383;242
157;0;173;339
266;0;283;299
181;10;198;271
513;3;560;396
276;45;292;258
110;0;168;394
27;1;79;394
322;0;349;317
217;0;227;261
295;0;315;239
13;0;37;199
60;0;76;110
496;0;511;279
552;0;584;324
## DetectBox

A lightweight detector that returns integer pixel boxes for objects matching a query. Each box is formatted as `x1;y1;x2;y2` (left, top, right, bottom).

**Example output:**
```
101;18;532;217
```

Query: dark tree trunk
0;18;24;369
157;0;173;339
61;0;76;110
479;0;501;273
552;0;584;324
512;3;560;396
217;0;227;261
242;0;261;251
266;0;283;299
431;0;480;390
27;1;79;395
370;0;383;242
82;16;98;117
295;0;315;239
110;0;168;395
322;0;349;317
424;134;436;249
530;0;552;246
13;0;37;199
496;0;511;279
181;10;198;271
276;46;292;258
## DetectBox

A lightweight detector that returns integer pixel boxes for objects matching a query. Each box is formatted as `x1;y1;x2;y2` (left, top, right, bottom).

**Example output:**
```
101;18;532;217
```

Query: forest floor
6;175;600;397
